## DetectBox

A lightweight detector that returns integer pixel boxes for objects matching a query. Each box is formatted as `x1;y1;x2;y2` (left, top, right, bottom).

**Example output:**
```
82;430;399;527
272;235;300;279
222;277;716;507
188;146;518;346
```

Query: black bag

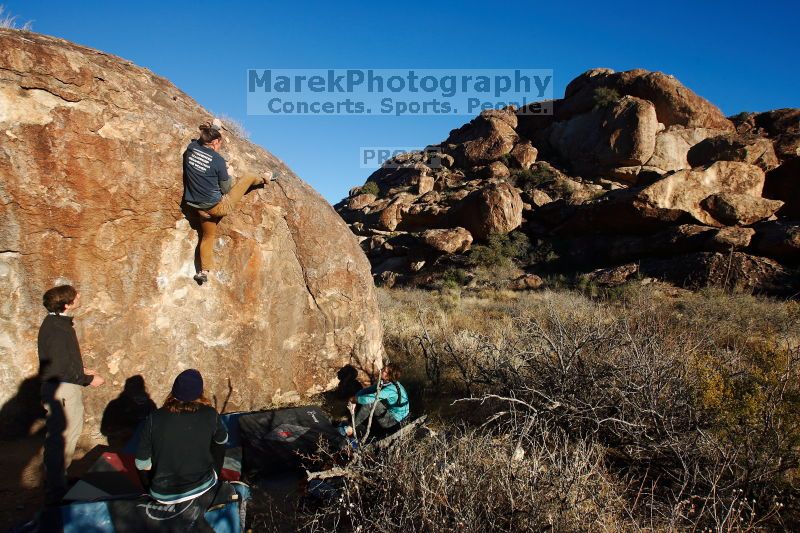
237;406;345;477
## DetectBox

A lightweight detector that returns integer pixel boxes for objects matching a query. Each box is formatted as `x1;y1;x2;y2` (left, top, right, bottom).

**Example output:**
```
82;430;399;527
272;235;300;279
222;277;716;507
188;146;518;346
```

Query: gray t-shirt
182;140;232;209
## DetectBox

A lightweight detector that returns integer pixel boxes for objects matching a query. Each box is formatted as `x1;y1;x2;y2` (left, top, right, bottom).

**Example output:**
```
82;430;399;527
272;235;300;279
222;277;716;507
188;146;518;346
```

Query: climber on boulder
182;119;274;284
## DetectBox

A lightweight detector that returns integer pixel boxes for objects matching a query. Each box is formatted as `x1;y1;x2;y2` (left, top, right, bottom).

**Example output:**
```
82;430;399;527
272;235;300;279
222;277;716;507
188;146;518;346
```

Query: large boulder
556;224;756;267
700;192;783;226
643;126;727;174
637;161;766;226
561;68;734;130
731;108;800;161
0;30;383;438
687;134;779;171
444;108;519;167
508;141;538;169
553;162;767;236
452;182;523;240
548;95;659;179
421;227;473;254
764;158;800;218
750;222;800;262
639;252;794;293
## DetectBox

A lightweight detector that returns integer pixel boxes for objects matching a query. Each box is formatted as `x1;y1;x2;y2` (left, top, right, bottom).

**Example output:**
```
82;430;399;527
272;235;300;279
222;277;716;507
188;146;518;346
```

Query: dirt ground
0;431;45;531
0;430;110;531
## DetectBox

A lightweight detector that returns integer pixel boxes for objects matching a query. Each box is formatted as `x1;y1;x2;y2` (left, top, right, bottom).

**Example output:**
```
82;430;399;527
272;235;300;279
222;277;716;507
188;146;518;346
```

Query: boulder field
0;30;383;439
335;68;799;293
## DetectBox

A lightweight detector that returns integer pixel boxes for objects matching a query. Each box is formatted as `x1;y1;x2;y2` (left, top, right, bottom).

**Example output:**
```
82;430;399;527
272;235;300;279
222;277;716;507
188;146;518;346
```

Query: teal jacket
356;381;410;422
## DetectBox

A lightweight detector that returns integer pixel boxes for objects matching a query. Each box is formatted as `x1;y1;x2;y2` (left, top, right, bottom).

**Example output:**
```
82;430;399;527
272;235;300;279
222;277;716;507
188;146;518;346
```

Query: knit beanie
172;369;203;402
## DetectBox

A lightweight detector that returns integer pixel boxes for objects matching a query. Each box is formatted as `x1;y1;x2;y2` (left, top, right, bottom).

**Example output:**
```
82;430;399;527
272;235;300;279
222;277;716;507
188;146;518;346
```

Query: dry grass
303;424;634;532
325;283;800;532
216;113;250;140
0;5;32;30
266;284;800;531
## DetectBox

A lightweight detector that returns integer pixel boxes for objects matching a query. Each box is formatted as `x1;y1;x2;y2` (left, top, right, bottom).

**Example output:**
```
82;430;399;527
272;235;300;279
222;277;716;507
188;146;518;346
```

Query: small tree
468;232;530;268
360;181;380;196
593;86;621;109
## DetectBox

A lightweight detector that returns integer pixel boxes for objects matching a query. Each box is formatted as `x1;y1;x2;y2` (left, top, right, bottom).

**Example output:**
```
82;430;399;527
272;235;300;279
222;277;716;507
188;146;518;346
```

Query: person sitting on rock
135;369;228;505
182;119;272;284
345;363;409;439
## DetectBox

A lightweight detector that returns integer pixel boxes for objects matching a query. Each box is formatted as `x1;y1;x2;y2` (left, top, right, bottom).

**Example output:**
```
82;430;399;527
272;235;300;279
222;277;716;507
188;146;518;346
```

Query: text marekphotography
247;69;554;116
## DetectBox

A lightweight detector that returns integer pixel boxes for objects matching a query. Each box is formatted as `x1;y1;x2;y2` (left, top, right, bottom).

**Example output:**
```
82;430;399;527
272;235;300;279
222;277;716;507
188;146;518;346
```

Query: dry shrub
372;285;800;530
303;423;633;533
0;5;32;30
215;113;250;140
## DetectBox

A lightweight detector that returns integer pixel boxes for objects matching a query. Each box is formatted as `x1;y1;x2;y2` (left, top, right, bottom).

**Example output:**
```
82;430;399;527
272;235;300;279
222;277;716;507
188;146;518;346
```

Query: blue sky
4;0;798;203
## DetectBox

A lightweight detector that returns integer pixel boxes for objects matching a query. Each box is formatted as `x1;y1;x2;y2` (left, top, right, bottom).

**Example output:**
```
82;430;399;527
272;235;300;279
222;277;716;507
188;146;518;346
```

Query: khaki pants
198;174;262;271
42;382;84;502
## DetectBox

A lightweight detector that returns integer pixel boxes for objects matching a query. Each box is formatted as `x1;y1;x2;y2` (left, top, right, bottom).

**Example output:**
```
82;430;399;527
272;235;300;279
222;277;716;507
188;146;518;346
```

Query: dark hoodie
37;313;93;394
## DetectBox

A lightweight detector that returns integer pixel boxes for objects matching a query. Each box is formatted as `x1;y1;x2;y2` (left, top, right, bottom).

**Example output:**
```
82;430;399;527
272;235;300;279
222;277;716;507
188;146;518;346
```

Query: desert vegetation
0;5;32;30
299;284;800;531
359;180;380;197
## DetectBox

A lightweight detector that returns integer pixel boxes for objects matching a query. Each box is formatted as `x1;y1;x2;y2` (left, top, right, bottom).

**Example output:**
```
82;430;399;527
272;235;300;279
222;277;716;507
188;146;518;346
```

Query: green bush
730;111;752;123
441;268;469;289
499;152;515;168
360;180;380;196
509;164;558;191
527;240;559;265
593;86;621;109
468;232;530;268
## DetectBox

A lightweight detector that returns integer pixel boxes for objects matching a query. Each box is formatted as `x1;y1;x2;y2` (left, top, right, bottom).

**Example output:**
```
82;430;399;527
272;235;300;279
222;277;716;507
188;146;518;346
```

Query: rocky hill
0;29;382;438
335;68;799;293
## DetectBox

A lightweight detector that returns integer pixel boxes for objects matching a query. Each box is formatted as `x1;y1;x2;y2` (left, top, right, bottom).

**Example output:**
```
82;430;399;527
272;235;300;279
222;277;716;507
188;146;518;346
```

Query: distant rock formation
0;29;382;438
335;68;799;293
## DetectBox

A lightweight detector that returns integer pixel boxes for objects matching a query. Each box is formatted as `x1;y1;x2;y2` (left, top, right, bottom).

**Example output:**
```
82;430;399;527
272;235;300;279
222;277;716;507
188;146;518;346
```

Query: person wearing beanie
135;369;228;505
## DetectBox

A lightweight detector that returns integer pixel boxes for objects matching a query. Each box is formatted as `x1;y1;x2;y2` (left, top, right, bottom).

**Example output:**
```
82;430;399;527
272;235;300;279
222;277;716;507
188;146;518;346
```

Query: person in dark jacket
183;120;272;284
38;284;105;504
135;369;228;505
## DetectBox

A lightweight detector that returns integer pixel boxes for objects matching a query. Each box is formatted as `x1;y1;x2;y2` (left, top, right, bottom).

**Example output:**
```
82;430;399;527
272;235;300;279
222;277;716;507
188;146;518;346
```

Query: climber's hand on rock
90;374;105;387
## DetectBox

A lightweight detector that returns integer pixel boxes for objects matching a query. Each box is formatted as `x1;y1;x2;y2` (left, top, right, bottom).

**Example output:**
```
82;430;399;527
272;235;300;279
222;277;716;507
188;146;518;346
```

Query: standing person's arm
135;416;154;490
67;328;94;386
210;414;228;475
37;326;55;383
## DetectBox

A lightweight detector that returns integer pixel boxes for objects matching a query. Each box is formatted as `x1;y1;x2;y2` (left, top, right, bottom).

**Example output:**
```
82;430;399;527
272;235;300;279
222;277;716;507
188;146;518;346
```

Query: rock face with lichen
0;29;383;440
